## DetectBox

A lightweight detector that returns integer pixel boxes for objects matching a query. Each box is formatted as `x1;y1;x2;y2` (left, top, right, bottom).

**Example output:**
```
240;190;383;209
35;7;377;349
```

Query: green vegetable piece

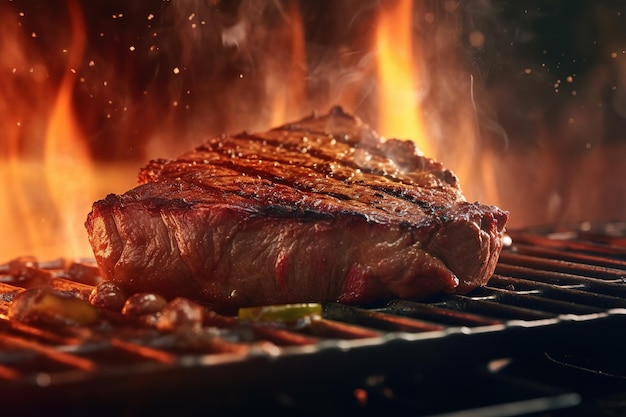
238;303;322;323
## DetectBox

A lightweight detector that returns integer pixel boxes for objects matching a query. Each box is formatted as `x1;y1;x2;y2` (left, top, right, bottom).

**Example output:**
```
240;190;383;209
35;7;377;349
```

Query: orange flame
0;3;56;260
42;0;95;258
375;0;431;156
374;0;501;208
0;0;119;261
266;0;307;128
0;1;514;264
45;1;87;164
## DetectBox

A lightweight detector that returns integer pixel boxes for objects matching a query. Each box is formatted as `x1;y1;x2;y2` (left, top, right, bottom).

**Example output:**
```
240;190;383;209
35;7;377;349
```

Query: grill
2;223;626;416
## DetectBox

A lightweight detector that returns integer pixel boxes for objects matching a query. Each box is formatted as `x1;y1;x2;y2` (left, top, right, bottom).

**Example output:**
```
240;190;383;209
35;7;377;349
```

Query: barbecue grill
2;223;625;416
3;1;626;416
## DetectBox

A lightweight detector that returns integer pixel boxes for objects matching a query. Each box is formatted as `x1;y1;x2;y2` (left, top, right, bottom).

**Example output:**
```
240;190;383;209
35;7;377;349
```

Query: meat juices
85;106;508;307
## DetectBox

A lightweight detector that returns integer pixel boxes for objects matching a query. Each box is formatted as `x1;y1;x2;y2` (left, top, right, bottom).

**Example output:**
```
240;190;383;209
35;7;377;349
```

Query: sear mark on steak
85;106;509;308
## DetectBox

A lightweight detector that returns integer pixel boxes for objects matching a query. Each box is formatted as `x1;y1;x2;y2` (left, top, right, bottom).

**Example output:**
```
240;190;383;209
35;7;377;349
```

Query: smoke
458;0;626;226
164;0;626;226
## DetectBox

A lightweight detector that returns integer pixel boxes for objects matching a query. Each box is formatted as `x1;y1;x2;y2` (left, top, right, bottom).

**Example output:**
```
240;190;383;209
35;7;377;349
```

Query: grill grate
1;223;625;415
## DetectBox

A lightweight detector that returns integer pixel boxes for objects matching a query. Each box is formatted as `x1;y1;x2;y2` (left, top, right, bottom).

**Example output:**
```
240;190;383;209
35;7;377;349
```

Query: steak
85;106;509;308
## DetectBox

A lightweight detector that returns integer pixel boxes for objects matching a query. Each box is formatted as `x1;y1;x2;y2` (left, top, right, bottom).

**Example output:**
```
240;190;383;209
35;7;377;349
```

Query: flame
10;1;618;263
0;3;55;260
374;0;501;208
42;0;94;258
375;0;431;156
0;0;134;262
266;0;307;128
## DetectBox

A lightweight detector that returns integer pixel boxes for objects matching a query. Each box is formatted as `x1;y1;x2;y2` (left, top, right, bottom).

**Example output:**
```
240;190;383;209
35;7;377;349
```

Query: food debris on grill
88;281;126;311
156;297;206;332
84;106;508;308
121;292;168;317
8;287;99;327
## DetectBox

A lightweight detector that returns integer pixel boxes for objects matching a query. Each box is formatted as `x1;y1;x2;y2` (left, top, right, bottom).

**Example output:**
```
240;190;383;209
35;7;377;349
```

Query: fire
375;0;431;156
0;0;501;263
265;0;307;128
7;1;619;262
0;1;136;261
373;0;500;208
0;3;57;261
43;0;95;259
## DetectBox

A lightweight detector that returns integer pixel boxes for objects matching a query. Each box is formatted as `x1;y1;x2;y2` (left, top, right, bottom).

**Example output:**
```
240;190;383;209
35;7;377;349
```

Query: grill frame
1;223;626;415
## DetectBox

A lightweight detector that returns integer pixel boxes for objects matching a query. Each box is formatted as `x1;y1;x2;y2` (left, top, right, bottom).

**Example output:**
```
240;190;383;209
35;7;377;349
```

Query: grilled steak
85;106;508;307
